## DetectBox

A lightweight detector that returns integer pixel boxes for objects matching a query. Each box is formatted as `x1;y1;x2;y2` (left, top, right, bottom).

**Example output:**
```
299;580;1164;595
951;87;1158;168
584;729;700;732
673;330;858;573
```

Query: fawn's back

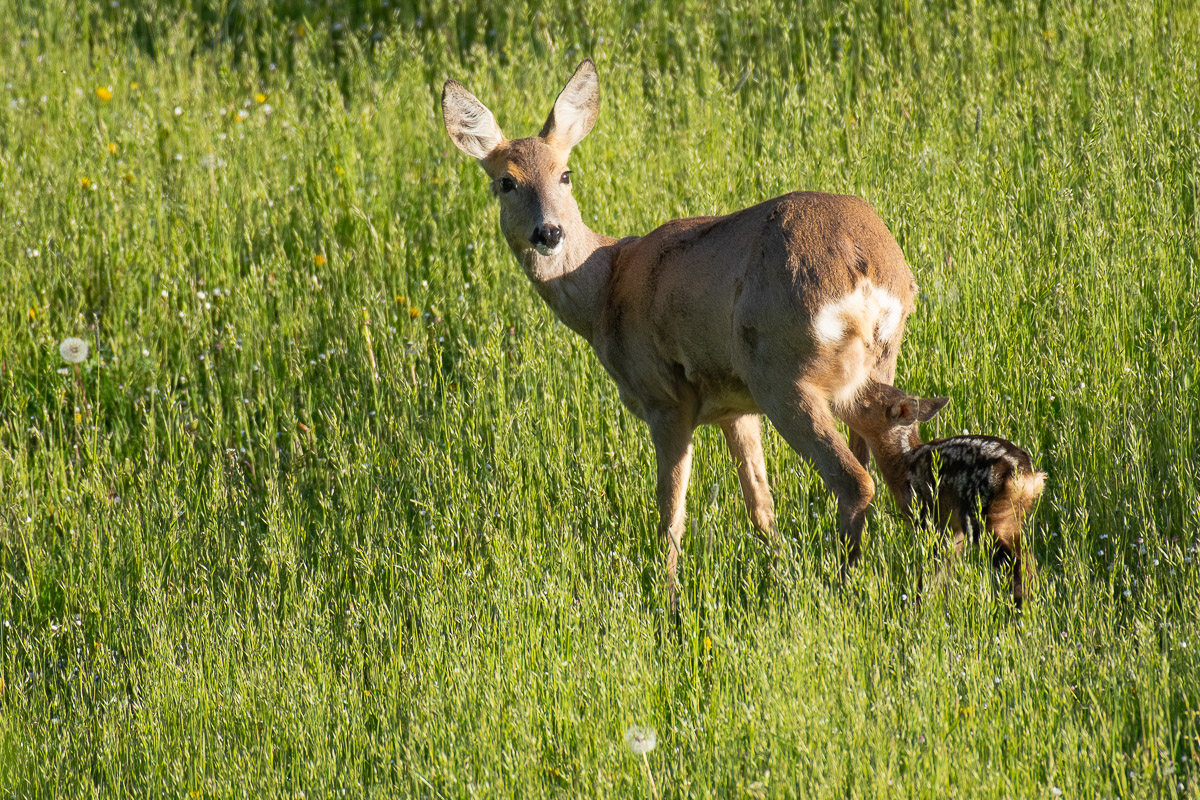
909;435;1044;539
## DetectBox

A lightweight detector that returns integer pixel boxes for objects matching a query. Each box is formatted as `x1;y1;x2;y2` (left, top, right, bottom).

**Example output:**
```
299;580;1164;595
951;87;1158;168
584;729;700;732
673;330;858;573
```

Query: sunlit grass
1;1;1198;797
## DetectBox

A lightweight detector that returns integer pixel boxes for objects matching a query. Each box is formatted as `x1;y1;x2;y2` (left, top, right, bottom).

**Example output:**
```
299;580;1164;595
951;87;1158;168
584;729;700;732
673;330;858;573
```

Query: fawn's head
442;60;599;259
850;382;950;451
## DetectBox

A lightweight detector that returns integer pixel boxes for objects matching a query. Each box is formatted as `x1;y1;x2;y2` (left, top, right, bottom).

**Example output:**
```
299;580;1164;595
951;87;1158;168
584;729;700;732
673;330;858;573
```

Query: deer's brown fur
443;60;918;605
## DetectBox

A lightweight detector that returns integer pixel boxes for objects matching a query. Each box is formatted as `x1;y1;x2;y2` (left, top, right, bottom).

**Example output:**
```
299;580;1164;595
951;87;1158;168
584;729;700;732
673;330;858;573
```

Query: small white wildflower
59;337;89;364
624;725;657;755
174;106;182;116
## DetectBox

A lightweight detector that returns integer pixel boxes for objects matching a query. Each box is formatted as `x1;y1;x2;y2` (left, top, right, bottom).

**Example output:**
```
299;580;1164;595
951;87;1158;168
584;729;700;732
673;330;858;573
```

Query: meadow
1;0;1198;796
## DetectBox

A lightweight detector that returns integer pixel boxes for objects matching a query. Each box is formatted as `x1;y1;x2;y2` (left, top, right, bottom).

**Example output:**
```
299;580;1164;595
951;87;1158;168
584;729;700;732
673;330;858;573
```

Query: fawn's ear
886;398;920;426
916;396;951;422
540;59;599;151
442;80;505;160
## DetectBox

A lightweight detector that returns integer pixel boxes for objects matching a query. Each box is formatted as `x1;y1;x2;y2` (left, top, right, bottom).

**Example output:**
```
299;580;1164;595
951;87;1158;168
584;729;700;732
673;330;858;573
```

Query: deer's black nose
531;223;563;249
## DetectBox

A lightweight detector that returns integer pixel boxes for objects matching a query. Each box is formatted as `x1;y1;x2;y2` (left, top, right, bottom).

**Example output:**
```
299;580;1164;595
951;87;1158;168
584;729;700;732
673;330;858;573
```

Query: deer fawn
843;382;1046;607
442;60;917;606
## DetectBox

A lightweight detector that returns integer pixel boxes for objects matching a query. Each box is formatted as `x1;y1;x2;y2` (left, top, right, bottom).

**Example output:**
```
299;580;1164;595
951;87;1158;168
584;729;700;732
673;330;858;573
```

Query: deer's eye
498;177;516;193
561;171;572;186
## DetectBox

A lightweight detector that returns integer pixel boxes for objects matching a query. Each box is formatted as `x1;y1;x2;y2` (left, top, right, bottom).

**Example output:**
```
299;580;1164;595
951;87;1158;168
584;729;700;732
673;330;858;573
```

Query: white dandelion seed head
624;724;657;755
59;337;89;364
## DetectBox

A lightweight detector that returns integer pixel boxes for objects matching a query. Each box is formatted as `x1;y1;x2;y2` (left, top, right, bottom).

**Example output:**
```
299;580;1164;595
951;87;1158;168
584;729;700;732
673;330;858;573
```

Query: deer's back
595;192;915;421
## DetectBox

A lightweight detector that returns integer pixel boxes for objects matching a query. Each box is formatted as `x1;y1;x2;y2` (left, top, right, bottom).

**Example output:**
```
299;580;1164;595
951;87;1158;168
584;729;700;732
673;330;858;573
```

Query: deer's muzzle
530;223;564;254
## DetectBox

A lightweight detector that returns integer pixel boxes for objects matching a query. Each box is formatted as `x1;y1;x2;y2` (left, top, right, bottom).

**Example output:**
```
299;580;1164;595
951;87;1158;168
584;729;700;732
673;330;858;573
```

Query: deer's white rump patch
813;280;905;349
814;280;907;407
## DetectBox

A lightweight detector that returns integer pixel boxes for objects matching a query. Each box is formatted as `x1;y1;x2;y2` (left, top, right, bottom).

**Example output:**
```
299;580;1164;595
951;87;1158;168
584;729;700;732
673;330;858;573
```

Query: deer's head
442;60;599;259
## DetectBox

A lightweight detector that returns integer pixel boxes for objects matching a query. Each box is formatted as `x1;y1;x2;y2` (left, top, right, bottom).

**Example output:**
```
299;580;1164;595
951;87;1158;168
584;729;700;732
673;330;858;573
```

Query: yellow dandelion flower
296;24;306;37
79;177;92;189
704;635;711;652
255;92;267;104
130;81;139;90
28;307;36;321
334;166;344;176
313;254;327;266
96;86;113;101
75;411;82;424
396;295;407;305
107;142;119;155
409;306;420;319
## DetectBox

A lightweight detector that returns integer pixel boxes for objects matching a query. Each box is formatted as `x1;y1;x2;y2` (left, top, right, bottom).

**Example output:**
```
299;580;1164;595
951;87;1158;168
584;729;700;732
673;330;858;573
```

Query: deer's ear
917;397;950;422
540;59;599;151
442;80;505;160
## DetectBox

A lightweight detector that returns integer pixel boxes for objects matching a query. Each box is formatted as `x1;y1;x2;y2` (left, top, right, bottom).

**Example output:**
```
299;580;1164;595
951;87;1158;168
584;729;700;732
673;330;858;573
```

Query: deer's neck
512;221;621;343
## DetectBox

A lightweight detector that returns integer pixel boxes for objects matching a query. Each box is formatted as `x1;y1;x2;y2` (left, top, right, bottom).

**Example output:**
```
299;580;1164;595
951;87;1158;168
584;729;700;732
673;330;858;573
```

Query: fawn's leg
928;521;967;599
755;381;874;570
650;411;695;610
720;414;779;548
987;503;1028;610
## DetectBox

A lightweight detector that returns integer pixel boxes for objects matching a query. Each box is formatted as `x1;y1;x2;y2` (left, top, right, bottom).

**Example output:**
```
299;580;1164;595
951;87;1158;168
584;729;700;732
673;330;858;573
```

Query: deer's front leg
650;412;695;610
721;414;779;548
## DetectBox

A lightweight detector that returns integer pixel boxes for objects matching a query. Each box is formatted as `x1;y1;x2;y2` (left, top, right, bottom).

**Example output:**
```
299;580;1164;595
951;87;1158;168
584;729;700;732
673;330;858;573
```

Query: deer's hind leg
849;322;906;468
753;380;874;569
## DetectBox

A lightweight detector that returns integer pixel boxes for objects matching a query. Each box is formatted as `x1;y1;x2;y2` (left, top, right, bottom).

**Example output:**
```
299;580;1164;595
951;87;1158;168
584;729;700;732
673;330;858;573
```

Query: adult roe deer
442;60;917;605
842;382;1046;608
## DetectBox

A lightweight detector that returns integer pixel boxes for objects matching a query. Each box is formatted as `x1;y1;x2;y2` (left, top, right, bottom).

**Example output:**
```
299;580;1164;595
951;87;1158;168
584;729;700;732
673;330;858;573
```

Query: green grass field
2;1;1199;796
